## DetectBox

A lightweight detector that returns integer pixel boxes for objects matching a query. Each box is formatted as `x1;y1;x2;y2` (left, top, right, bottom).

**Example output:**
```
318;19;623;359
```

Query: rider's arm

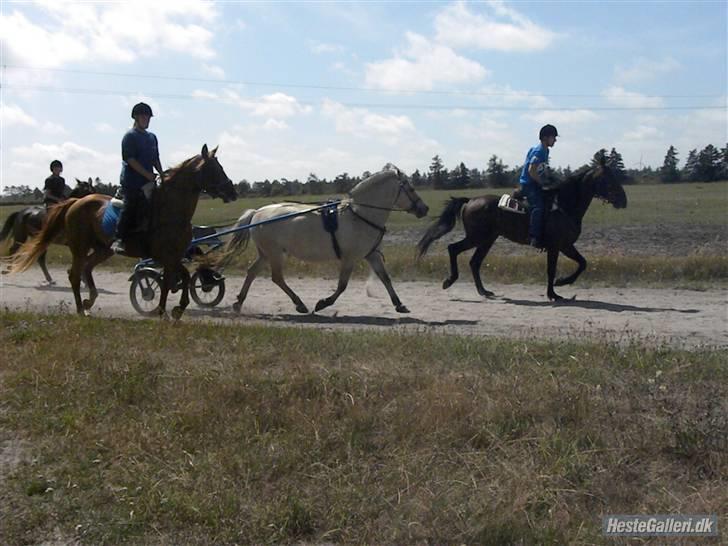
127;158;156;183
528;162;542;184
153;158;164;183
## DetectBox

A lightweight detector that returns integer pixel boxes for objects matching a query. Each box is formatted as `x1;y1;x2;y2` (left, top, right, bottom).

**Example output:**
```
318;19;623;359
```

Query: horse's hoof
171;306;184;320
159;311;170;321
82;299;93;310
297;304;310;314
548;293;564;302
232;301;242;314
395;304;410;313
47;280;56;286
442;279;454;290
478;288;495;298
315;299;330;312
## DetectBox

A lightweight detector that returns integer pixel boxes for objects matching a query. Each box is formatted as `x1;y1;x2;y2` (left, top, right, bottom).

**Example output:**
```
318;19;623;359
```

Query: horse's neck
350;179;398;226
153;173;200;227
558;177;593;222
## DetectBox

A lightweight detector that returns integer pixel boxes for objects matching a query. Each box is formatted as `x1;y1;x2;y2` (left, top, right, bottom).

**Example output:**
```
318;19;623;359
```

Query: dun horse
7;145;236;318
417;163;627;301
0;178;95;283
225;166;429;314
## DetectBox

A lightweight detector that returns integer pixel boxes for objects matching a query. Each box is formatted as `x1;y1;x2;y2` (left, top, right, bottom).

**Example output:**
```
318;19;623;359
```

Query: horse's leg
269;254;308;314
470;235;498;298
171;264;191;321
67;253;87;315
366;250;409;313
443;238;476;290
157;266;175;319
546;247;563;301
38;250;54;284
554;244;587;286
81;245;113;311
314;263;354;313
232;254;266;313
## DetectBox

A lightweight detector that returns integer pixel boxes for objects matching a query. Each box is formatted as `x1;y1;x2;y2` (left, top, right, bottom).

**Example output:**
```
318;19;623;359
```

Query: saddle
498;186;558;215
320;200;342;259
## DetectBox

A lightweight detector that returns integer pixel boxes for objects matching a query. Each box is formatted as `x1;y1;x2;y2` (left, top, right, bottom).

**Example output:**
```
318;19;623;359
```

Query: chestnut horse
417;164;627;301
7;145;236;318
0;178;95;284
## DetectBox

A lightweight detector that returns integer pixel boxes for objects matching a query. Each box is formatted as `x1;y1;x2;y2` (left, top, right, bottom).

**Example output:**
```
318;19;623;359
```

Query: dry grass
1;311;726;544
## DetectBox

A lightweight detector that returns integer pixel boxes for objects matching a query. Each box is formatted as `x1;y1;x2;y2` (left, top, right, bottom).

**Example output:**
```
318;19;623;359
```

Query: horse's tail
215;209;256;267
416;197;469;259
0;211;19;254
6;201;70;273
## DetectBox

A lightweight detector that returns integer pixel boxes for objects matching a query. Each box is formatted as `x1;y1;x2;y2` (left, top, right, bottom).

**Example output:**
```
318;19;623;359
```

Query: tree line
2;143;726;203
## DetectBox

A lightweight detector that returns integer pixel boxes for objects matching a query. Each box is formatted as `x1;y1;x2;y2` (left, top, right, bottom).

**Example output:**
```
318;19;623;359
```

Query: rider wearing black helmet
43;159;67;207
112;102;164;254
519;124;558;249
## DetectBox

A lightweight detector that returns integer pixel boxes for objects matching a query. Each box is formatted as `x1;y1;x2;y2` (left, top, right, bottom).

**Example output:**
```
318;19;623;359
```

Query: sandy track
1;268;726;349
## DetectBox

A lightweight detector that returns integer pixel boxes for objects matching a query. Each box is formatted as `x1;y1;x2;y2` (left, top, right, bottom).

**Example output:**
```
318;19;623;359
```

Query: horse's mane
349;168;397;195
163;155;203;182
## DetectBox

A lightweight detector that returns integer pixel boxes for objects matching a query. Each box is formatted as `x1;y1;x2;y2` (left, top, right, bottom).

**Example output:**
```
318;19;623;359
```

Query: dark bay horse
0;178;95;283
8;145;236;318
417;164;627;301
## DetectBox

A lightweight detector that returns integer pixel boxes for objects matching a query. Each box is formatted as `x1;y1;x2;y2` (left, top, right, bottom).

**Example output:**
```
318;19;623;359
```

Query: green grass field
1;312;725;544
2;182;726;287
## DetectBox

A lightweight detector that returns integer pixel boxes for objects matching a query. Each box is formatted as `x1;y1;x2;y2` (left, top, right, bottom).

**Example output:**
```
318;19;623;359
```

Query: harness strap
347;205;386;257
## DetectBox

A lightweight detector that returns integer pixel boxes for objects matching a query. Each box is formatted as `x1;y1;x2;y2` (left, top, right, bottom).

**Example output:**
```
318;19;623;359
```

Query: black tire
129;269;163;316
190;270;226;307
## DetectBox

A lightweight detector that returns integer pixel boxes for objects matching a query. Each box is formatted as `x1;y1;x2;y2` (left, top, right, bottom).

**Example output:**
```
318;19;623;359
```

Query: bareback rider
111;102;164;254
43;159;67;207
519;124;558;249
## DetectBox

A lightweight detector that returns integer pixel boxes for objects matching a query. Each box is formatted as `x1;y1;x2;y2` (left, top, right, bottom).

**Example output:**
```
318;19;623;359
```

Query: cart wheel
190;270;226;307
130;269;163;316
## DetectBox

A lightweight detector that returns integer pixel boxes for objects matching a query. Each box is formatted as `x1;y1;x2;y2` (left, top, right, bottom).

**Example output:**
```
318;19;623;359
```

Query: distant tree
253;180;272;197
236;180;251;196
696;144;721;181
659;146;680;183
450;162;470;189
33;188;43;201
486;154;510;187
591;148;608;166
361;170;372;180
468;168;485;188
333;172;353;193
683;149;699;181
562;165;573;179
608;147;627;179
410;169;425;187
428;155;448;189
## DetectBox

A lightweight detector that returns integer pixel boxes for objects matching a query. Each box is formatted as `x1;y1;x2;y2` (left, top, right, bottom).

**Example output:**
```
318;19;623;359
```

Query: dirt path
1;268;726;349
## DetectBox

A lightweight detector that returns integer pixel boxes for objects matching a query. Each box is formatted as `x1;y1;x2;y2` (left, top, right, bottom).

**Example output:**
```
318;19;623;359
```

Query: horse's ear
210;146;218;157
75;178;82;184
88;177;93;184
201;144;209;159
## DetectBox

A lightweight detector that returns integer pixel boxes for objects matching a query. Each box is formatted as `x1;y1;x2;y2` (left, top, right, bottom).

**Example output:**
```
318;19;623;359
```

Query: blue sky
1;0;726;189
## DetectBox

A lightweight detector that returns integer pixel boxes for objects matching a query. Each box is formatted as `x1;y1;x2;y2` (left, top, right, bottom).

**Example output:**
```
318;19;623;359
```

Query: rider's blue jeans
521;183;545;242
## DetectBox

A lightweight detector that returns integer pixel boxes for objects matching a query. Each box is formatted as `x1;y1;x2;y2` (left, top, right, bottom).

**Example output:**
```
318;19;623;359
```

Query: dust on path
1;268;726;349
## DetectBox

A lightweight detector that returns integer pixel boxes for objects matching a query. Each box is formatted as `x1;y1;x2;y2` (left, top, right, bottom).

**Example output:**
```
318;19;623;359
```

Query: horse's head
590;163;627;209
394;176;429;218
196;144;237;203
70;178;95;198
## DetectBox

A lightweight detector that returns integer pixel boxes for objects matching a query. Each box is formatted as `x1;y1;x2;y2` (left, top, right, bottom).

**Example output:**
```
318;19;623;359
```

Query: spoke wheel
129;269;163;316
190;270;226;307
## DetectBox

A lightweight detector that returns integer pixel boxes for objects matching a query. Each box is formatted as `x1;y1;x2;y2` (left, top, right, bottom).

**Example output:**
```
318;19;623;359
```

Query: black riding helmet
131;102;154;118
539;124;558;140
50;159;63;171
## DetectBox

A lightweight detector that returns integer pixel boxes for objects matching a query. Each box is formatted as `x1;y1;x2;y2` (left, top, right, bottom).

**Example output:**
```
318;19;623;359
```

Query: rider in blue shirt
519;124;558;248
111;102;164;254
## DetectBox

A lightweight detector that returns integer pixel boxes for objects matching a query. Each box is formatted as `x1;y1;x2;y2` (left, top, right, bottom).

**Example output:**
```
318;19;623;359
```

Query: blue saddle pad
101;202;121;237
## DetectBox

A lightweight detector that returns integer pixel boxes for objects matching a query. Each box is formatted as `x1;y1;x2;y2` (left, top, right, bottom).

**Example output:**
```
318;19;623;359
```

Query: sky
1;0;726;190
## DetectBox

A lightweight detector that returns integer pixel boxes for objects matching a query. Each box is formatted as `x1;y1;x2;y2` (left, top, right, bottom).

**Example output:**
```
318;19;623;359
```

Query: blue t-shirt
519;143;549;186
120;128;159;190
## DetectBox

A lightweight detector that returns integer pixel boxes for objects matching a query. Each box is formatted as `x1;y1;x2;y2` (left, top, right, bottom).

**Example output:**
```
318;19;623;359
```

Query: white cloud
614;57;680;84
622;124;663;141
40;122;67;135
263;119;289;131
194;89;312;119
476;84;552;108
321;99;415;139
523;109;600;125
95;123;114;133
434;0;557;51
1;102;37;127
309;40;344;54
0;1;219;69
602;86;664;108
201;64;226;79
365;32;488;91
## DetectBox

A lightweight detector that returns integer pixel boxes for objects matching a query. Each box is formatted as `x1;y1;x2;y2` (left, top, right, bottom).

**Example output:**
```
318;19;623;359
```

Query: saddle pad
101;201;121;237
498;194;527;214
